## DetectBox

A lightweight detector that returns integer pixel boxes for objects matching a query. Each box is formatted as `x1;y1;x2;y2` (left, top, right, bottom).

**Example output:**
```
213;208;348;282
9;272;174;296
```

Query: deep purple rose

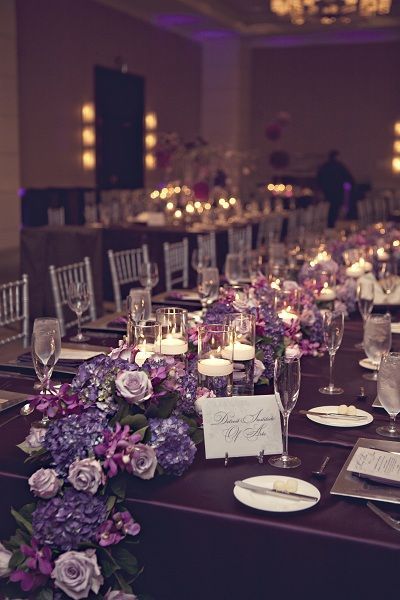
115;370;152;404
123;443;157;480
28;468;62;499
51;549;103;600
68;457;104;495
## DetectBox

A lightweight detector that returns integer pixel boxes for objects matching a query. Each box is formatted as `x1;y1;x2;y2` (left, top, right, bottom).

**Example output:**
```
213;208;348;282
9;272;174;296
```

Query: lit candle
221;342;255;361
135;343;154;367
345;262;365;279
314;251;330;264
277;309;298;324
160;335;188;356
377;247;389;261
358;257;373;272
197;357;233;377
317;286;336;301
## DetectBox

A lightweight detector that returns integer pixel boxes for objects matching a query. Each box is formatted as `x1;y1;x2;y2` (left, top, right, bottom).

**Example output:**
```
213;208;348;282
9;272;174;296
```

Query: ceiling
96;0;400;45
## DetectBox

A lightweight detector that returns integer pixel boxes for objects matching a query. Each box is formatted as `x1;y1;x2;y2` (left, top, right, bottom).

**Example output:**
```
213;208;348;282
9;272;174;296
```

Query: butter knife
299;410;367;420
235;480;318;502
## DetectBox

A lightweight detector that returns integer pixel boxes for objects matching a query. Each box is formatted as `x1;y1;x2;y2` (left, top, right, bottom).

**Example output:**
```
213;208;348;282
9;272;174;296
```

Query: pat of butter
337;404;357;416
273;479;298;493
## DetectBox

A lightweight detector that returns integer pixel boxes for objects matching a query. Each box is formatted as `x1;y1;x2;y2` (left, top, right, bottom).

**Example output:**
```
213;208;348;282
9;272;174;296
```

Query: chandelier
270;1;393;25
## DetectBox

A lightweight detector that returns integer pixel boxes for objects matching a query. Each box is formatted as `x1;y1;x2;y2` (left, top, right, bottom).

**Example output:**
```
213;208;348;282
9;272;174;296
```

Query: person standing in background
317;150;355;228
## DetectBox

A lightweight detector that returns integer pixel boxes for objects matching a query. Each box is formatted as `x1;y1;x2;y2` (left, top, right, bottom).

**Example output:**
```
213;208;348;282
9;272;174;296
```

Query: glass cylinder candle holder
276;289;300;325
132;320;161;367
197;323;234;397
155;307;188;356
314;270;336;308
223;313;256;396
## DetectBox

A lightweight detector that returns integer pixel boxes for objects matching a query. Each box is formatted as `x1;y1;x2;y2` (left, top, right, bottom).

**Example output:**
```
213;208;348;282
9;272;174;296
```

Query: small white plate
234;476;320;513
306;405;373;428
391;323;400;334
359;358;376;371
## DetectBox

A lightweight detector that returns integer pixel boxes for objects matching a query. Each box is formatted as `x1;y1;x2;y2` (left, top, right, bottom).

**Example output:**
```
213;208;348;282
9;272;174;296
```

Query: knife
299;410;367;420
235;480;319;502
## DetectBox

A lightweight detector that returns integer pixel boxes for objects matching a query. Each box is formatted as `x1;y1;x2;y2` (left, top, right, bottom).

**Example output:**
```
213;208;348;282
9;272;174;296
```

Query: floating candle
278;309;298;324
160;335;188;356
316;286;336;301
345;263;365;279
221;342;255;361
377;248;389;261
197;357;233;377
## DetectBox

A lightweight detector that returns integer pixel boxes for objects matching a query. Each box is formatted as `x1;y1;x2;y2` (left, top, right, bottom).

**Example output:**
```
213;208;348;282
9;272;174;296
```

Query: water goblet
197;267;219;316
191;249;211;273
67;281;90;342
127;291;146;322
225;253;241;285
138;262;159;291
377;262;398;309
363;313;392;381
319;310;344;395
377;352;400;438
269;356;301;469
355;279;374;349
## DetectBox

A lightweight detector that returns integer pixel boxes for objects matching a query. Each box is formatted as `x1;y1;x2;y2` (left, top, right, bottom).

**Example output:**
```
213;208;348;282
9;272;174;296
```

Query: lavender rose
0;542;12;577
105;590;138;600
195;387;216;415
253;358;265;384
300;308;316;327
115;370;152;404
68;457;104;495
28;468;62;499
24;425;47;453
123;443;157;480
52;549;103;600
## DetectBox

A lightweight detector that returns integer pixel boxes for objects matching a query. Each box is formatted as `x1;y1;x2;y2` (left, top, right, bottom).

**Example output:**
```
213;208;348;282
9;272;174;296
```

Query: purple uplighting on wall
192;29;236;41
152;13;198;28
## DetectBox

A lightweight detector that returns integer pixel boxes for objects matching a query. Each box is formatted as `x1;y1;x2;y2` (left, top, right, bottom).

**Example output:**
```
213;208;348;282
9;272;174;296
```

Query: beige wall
251;41;400;187
16;0;202;188
0;0;20;251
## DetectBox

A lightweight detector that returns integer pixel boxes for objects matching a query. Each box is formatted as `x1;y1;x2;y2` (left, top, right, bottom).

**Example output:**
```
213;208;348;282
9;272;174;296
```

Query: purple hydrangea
32;488;107;551
44;408;107;476
149;416;196;476
176;372;198;415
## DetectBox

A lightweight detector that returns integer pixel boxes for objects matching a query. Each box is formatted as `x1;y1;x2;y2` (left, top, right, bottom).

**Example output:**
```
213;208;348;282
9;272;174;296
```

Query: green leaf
145;392;176;419
9;549;25;570
112;546;139;575
120;414;148;430
6;528;30;550
106;495;117;512
98;548;120;579
110;475;127;500
114;571;133;593
11;507;33;535
191;428;204;445
36;588;54;600
19;503;36;522
134;426;148;441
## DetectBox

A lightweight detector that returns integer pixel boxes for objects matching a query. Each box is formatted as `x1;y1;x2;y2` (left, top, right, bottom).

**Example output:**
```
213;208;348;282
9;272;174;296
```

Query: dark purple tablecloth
0;321;399;599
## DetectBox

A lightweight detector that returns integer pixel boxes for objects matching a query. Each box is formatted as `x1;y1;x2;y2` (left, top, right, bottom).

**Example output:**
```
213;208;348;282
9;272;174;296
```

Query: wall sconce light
144;111;157;171
145;153;156;170
81;103;96;170
82;149;96;170
82;126;96;146
394;140;400;154
82;103;95;124
393;157;400;174
145;133;157;150
145;112;157;130
394;122;400;136
393;120;400;174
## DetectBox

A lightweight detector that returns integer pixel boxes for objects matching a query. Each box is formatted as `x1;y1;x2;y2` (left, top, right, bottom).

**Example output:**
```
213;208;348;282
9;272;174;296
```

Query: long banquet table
0;319;399;600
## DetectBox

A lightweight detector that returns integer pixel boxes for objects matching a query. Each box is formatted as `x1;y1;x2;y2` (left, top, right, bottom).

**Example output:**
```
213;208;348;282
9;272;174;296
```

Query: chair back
0;274;29;347
197;232;217;267
108;245;149;312
228;225;252;254
49;257;96;336
163;238;189;291
47;206;65;226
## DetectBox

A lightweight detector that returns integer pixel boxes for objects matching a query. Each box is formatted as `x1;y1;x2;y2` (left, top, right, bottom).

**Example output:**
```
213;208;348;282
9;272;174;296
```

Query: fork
367;501;400;532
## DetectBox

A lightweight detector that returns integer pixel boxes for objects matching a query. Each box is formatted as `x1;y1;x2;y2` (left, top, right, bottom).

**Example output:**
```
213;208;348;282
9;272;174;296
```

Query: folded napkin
166;291;200;302
107;316;128;329
17;348;104;369
359;273;400;305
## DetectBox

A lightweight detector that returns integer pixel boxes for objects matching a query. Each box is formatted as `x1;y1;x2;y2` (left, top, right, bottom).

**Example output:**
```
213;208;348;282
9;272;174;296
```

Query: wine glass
138;262;159;291
225;254;241;285
355;279;374;349
269;356;301;469
127;291;146;322
191;249;211;273
319;310;344;395
31;319;61;394
377;352;400;438
377;261;398;309
67;282;90;342
363;313;392;381
197;268;219;315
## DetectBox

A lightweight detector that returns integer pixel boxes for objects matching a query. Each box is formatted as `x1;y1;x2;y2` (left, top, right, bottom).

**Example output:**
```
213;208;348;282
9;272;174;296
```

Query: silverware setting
299;409;367;421
235;480;319;502
367;501;400;532
312;456;330;479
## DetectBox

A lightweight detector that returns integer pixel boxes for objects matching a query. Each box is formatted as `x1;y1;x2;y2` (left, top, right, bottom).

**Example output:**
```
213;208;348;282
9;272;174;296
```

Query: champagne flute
127;292;146;323
377;261;398;309
138;262;159;291
355;279;374;349
319;310;344;395
269;356;301;469
377;352;400;438
197;268;219;315
32;317;62;392
67;282;90;342
225;254;241;285
363;313;391;381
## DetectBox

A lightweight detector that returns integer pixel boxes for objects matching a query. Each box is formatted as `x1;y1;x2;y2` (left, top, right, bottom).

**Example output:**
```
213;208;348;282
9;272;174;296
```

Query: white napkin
59;349;105;360
359;273;400;305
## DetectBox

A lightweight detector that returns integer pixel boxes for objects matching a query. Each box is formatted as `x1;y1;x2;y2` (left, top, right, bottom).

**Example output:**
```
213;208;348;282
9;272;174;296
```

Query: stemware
31;318;61;396
355;279;374;349
269;356;301;469
127;291;146;322
138;262;159;291
191;249;211;273
197;267;219;315
377;261;398;308
319;310;344;395
376;352;400;438
225;253;241;285
67;282;90;342
363;313;392;381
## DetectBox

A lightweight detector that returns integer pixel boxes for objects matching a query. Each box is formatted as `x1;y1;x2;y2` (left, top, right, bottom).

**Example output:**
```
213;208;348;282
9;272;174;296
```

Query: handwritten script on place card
347;447;400;484
202;395;283;459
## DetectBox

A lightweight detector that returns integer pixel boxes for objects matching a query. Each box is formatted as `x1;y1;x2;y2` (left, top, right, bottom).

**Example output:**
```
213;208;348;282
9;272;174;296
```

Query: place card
347;447;400;484
201;395;283;459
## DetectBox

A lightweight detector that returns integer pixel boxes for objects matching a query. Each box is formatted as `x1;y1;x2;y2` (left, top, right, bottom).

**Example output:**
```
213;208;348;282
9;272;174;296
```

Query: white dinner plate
234;476;320;513
391;323;400;334
306;405;373;428
359;357;376;371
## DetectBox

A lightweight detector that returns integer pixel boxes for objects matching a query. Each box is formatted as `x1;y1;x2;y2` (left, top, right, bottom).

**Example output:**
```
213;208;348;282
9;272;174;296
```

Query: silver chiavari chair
228;225;252;254
0;274;29;347
47;206;65;226
108;245;149;312
197;232;217;267
49;257;96;336
163;238;189;291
